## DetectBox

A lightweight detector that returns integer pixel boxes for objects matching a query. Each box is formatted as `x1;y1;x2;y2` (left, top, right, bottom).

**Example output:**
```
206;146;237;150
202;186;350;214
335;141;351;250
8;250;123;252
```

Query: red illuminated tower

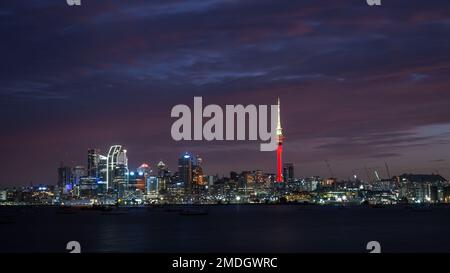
276;97;283;183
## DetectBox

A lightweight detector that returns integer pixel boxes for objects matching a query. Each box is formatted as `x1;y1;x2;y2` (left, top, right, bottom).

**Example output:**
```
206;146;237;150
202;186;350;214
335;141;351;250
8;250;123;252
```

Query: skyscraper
87;149;100;177
178;153;193;193
276;98;283;183
137;163;151;193
193;155;205;186
106;145;128;191
57;163;72;192
157;161;167;177
156;160;169;191
283;163;294;183
98;154;108;186
72;165;86;185
137;163;152;176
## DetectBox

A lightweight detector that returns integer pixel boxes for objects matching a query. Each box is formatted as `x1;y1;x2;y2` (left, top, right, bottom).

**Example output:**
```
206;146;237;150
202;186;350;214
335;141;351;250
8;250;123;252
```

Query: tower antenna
276;97;284;183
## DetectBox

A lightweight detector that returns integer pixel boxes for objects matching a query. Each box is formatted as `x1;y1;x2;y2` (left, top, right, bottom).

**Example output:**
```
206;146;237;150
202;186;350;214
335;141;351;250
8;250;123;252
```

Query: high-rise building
57;164;72;192
137;163;151;176
157;161;167;177
97;154;108;188
178;153;193;192
0;190;6;201
230;171;238;182
156;161;170;191
146;176;158;197
283;163;294;183
136;163;152;193
113;165;128;195
398;174;447;203
128;170;146;192
78;176;98;197
193;155;205;186
106;145;128;191
87;149;100;177
72;165;86;185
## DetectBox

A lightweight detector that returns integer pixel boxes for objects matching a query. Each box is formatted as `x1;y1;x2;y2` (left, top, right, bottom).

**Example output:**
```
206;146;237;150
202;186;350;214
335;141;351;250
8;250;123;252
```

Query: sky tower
276;97;283;183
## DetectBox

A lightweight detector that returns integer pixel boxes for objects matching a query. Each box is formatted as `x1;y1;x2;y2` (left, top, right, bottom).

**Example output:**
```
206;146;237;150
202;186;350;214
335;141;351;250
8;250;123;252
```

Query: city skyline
23;143;450;189
1;0;450;186
3;142;449;207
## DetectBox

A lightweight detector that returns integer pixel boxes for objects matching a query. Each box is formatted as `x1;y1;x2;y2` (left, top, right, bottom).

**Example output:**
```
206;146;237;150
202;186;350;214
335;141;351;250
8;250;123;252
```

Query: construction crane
353;166;378;183
324;160;335;178
374;170;381;181
385;162;391;179
364;165;371;182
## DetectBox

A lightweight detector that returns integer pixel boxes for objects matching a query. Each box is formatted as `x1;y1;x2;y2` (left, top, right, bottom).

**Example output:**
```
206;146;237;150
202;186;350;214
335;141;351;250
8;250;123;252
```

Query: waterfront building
178;152;194;193
57;164;72;194
398;174;448;203
283;163;294;183
87;149;100;177
106;145;128;192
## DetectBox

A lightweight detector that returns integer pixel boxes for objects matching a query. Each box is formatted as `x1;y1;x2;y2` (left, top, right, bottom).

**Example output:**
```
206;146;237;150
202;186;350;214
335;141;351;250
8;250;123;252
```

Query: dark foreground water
1;205;449;253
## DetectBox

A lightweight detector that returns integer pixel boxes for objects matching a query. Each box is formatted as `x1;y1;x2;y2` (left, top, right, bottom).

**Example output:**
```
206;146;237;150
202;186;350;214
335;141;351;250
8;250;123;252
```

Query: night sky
1;0;450;186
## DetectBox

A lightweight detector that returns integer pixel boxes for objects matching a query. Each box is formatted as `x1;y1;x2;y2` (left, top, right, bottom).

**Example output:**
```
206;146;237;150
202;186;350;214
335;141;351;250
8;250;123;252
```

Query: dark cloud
1;0;450;185
430;159;445;162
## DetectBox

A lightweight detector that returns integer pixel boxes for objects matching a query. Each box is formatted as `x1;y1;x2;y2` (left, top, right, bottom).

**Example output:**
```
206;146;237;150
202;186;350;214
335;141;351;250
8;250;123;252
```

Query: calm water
1;205;449;253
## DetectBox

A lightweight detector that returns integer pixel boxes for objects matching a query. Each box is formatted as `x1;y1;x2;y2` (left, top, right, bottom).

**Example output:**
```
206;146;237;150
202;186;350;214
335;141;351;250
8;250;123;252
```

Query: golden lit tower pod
276;98;283;183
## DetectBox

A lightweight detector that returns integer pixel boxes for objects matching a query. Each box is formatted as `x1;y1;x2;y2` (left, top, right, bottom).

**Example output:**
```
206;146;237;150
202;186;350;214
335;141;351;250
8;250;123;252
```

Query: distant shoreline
2;203;450;208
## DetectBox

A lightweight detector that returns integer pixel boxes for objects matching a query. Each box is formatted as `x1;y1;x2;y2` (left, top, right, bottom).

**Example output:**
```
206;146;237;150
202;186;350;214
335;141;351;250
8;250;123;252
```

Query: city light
2;0;450;257
2;145;448;208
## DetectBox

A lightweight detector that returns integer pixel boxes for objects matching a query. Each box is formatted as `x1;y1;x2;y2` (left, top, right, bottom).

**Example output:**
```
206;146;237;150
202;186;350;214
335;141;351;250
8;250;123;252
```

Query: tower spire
276;97;283;183
276;97;283;137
